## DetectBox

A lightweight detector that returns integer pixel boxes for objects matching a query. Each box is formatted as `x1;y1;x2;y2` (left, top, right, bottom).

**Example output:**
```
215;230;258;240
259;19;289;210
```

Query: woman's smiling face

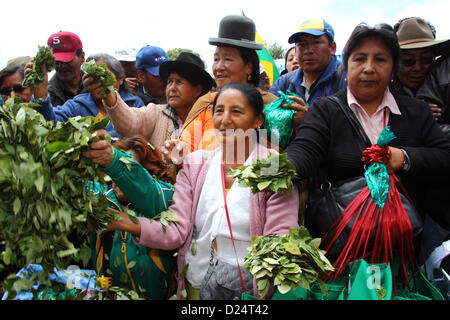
212;46;252;89
212;87;263;146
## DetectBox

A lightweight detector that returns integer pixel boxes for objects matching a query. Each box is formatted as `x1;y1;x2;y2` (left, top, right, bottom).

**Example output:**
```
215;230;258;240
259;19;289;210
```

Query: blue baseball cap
288;18;335;44
135;45;169;76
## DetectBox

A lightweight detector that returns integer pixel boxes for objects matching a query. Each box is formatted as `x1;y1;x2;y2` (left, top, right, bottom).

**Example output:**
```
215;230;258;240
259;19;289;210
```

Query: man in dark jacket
417;55;450;139
269;18;346;127
47;31;86;107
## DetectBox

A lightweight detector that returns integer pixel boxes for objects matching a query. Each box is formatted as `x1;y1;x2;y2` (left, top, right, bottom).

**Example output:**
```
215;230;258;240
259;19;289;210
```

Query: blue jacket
35;91;145;138
269;55;347;105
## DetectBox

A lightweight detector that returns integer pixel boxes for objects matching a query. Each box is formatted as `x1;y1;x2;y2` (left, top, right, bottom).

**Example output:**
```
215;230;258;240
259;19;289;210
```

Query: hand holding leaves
83;118;115;169
82;60;116;98
22;46;56;88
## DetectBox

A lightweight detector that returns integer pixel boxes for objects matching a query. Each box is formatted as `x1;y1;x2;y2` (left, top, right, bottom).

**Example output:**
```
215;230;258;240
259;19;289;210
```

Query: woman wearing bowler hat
162;15;278;164
85;51;215;154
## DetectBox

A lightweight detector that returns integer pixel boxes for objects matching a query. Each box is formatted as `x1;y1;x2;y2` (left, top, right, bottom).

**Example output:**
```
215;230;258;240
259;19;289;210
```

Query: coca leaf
244;226;334;299
22;46;56;88
0;100;116;297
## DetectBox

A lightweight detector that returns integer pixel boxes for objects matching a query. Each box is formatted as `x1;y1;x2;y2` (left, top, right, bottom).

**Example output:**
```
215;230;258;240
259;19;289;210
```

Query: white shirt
184;150;252;288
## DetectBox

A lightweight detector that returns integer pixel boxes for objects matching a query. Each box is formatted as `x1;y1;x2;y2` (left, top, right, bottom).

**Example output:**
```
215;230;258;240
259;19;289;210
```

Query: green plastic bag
250;258;444;300
262;90;305;150
345;259;393;300
241;292;258;300
269;277;348;300
346;259;443;300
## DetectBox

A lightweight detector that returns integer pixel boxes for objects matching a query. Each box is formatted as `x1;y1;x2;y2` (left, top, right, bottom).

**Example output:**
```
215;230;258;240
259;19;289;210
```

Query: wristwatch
400;149;410;172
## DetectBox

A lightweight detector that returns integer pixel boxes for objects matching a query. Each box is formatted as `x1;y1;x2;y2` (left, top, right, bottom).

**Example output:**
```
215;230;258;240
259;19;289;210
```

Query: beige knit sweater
105;91;176;151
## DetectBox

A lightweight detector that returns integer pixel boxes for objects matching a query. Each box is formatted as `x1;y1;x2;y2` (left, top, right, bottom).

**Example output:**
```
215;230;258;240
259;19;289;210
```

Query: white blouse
184;150;252;288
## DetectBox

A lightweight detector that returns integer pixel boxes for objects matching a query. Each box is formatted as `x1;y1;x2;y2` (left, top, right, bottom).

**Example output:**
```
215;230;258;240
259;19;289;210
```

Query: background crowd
1;14;449;300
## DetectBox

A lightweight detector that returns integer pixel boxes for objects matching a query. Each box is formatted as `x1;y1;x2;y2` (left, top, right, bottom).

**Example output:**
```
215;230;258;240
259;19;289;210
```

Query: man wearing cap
269;18;346;121
135;45;169;105
47;31;85;107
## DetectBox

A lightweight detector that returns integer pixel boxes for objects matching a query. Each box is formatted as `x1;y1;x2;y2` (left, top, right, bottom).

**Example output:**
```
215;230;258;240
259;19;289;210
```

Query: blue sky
0;0;447;71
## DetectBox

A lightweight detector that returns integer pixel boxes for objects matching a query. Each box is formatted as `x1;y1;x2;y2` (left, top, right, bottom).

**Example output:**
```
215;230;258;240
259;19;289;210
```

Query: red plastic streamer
322;146;418;295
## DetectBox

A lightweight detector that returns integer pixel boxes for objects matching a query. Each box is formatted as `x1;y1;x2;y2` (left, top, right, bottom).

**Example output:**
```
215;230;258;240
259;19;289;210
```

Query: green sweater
90;148;176;299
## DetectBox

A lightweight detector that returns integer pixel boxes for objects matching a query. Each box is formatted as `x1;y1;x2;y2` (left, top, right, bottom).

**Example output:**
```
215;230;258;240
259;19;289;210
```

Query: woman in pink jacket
100;83;299;300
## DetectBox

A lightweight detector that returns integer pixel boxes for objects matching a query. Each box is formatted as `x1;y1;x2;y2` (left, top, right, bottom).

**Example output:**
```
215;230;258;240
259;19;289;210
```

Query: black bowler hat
208;15;264;50
159;52;215;95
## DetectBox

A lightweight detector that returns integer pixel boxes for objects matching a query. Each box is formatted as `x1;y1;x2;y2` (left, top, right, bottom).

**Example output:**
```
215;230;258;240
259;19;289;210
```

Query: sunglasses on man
400;56;434;67
0;85;26;95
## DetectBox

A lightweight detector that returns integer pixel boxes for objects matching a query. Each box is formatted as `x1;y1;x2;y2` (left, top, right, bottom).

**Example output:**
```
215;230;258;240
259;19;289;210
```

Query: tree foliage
267;42;285;60
166;48;202;62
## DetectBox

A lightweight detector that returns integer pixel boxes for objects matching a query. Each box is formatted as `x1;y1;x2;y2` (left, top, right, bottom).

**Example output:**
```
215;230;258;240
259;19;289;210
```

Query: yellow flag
254;31;280;87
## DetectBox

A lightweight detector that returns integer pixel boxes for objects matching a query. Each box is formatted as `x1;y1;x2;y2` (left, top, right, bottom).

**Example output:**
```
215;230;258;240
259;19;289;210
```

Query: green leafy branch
147;209;178;231
22;46;56;87
230;153;297;194
82;60;116;98
0;98;117;296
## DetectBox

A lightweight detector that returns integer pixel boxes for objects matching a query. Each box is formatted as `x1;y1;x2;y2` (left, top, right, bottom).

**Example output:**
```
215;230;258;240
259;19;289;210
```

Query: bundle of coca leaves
244;227;334;299
229;152;297;194
82;60;116;98
0;97;118;297
22;46;56;88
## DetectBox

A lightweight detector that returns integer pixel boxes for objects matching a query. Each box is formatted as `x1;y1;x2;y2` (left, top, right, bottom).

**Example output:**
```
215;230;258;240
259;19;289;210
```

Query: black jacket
417;55;450;139
285;89;450;228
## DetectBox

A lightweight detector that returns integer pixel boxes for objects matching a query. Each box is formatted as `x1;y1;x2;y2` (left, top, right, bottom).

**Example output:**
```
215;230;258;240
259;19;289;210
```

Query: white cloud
393;0;450;39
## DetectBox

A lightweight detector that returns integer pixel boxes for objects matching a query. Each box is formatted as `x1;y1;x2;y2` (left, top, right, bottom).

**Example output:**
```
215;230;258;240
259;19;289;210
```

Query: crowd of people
1;14;450;300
